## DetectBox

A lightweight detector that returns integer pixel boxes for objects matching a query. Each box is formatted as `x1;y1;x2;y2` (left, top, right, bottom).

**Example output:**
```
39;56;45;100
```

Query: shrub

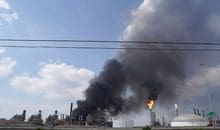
142;126;151;130
36;128;44;130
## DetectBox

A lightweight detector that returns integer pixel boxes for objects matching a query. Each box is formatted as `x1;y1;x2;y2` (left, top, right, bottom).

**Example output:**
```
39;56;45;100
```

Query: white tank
171;114;209;127
113;120;134;128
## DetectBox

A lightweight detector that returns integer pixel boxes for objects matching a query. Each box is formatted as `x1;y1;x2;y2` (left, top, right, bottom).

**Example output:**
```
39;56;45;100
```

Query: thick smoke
75;59;126;116
73;0;220;117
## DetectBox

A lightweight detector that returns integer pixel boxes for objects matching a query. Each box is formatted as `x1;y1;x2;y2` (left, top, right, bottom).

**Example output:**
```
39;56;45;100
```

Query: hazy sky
1;0;220;126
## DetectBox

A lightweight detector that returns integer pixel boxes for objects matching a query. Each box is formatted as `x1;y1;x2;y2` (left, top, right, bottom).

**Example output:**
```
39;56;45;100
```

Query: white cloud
0;57;16;77
0;48;5;54
0;12;18;23
0;0;10;10
0;48;16;77
11;63;95;99
0;0;17;25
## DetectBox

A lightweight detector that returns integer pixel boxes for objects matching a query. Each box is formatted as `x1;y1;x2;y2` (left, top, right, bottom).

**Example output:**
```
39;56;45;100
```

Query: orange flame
147;99;155;110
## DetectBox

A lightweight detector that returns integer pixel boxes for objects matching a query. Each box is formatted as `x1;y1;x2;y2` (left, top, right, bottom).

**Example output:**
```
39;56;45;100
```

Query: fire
147;99;155;110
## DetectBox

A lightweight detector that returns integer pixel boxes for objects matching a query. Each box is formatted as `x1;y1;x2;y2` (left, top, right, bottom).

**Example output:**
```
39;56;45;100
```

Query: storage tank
171;114;209;127
113;120;134;128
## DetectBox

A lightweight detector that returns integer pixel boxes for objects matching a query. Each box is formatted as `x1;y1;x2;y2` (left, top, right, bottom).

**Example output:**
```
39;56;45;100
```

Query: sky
1;0;220;126
0;0;142;120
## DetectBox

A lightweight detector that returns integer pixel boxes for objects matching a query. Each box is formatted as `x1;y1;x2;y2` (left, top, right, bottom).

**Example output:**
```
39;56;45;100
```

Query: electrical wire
0;45;220;52
0;38;220;51
1;38;220;46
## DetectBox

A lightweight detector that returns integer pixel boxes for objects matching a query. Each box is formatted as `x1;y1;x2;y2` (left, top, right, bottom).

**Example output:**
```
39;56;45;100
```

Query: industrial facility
0;100;219;129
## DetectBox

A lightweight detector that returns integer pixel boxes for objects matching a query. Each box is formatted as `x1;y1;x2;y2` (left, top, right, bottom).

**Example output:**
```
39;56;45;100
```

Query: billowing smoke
73;0;220;117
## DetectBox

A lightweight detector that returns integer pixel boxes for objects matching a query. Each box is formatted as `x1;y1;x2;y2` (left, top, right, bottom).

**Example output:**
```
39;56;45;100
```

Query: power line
1;45;220;52
1;38;220;46
1;38;220;51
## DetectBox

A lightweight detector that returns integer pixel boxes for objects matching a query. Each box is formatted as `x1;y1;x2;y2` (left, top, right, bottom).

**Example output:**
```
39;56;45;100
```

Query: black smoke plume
73;0;220;118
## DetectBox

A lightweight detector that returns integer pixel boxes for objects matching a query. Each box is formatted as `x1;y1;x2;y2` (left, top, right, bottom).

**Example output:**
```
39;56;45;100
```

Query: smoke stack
197;109;201;116
70;102;73;114
70;102;73;125
70;102;73;112
193;108;197;115
202;110;205;117
55;110;58;115
22;110;26;120
162;117;166;126
38;110;42;118
174;104;179;116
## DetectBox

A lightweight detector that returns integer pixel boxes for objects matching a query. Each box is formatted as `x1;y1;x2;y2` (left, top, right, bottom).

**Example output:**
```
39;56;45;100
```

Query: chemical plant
0;99;219;130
